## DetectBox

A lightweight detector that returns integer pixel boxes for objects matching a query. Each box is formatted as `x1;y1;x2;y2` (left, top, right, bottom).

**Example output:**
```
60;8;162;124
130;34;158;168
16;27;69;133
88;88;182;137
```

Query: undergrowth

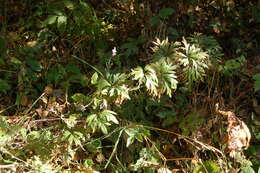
0;0;259;172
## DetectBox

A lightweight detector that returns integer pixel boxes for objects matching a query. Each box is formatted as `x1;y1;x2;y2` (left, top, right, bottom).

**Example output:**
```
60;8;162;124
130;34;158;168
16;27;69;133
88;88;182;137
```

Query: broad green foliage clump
0;0;259;172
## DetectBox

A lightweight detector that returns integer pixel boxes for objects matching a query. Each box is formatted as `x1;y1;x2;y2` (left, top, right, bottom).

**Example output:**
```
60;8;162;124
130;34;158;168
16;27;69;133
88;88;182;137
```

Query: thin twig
31;118;62;123
0;148;32;167
0;164;16;169
104;129;124;169
24;93;45;115
0;105;16;114
133;124;224;156
166;158;196;161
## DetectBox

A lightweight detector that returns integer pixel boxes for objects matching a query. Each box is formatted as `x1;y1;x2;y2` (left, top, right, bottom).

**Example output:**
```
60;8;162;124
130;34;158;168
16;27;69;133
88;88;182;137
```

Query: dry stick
145;133;196;167
104;128;124;169
144;136;167;167
31;118;62;123
133;124;224;157
0;105;16;114
166;158;195;161
24;93;45;115
0;164;16;169
87;123;225;169
137;124;228;172
0;148;32;168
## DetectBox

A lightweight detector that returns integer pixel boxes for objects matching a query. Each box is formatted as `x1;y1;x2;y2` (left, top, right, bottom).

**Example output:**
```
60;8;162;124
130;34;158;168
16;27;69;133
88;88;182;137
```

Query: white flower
112;47;117;56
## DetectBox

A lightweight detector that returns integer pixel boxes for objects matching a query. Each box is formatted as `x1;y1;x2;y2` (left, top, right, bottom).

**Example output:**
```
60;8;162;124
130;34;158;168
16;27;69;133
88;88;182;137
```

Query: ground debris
216;108;251;157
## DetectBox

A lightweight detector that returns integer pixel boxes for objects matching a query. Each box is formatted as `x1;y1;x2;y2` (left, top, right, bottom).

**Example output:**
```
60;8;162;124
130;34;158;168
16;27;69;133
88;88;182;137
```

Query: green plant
0;79;11;93
177;38;209;87
220;55;246;76
253;73;260;92
29;156;61;173
86;110;119;134
188;33;223;62
193;160;221;173
1;1;259;172
151;8;175;26
131;147;161;172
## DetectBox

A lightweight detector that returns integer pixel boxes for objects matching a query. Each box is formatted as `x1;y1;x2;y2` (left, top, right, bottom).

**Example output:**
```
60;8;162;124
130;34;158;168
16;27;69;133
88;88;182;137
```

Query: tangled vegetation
0;0;259;172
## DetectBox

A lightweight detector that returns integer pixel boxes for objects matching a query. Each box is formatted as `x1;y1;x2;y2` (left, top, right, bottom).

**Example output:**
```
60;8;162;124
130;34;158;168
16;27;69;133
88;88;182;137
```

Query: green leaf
151;16;160;25
91;72;99;85
125;127;150;147
64;114;79;128
253;73;260;91
162;116;177;127
102;110;118;124
71;93;88;103
106;114;119;124
46;65;66;85
203;160;220;173
43;15;57;25
66;63;81;74
79;1;91;12
241;167;255;173
126;136;135;147
159;8;175;19
83;159;93;168
0;79;11;93
253;73;260;81
97;79;111;91
63;0;74;9
131;66;145;85
26;59;42;72
100;124;108;134
57;15;67;33
156;110;173;118
86;140;101;152
254;81;260;92
86;114;96;125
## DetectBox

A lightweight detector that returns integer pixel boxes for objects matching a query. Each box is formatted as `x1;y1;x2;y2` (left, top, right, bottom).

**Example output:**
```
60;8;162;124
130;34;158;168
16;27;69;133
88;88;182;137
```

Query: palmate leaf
101;110;119;124
86;110;118;134
131;67;145;85
188;33;223;61
178;38;209;86
106;73;130;104
125;127;150;147
152;60;178;97
151;38;179;61
144;65;158;96
91;72;99;84
93;72;130;106
158;8;175;19
131;65;158;96
131;61;178;97
62;130;84;146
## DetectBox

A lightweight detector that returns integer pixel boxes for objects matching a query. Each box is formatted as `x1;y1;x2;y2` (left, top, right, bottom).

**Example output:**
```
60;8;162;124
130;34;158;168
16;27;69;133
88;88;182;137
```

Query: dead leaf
36;108;49;117
26;40;37;47
44;85;53;95
217;109;251;157
96;153;105;163
35;108;43;116
41;96;48;105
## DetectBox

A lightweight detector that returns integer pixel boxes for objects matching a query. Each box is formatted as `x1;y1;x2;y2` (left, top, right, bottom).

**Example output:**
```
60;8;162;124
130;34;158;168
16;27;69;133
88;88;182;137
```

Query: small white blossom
112;47;117;56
